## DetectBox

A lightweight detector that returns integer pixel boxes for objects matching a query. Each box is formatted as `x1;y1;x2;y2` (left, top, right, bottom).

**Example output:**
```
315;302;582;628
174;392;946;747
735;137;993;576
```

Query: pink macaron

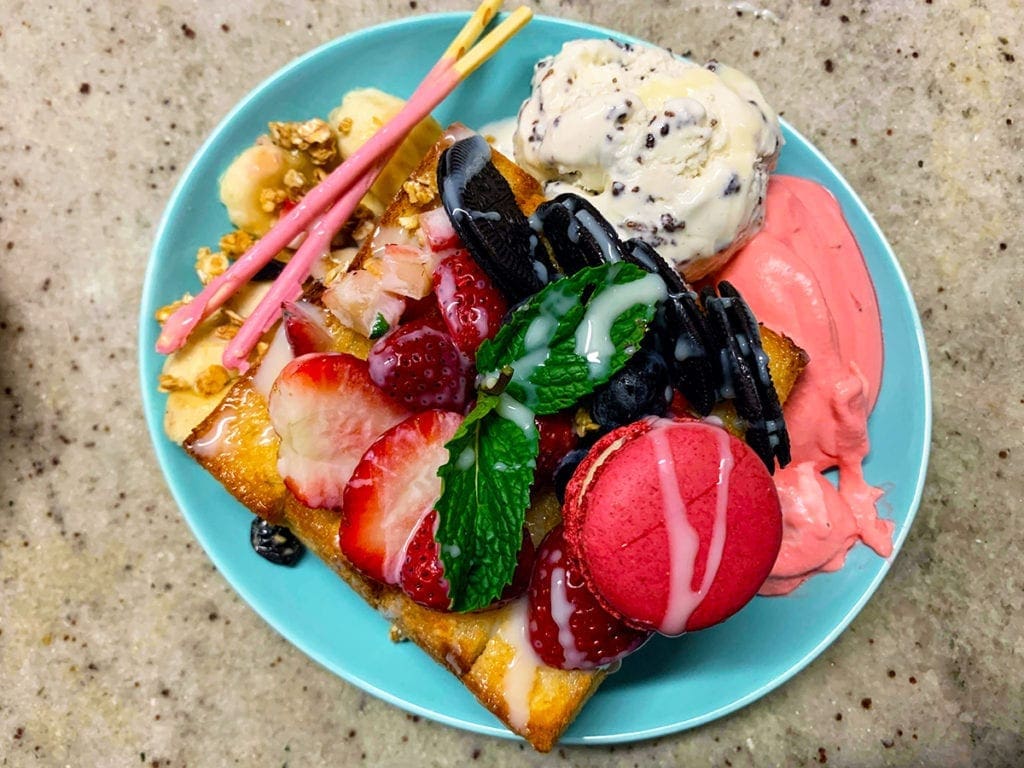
562;417;782;636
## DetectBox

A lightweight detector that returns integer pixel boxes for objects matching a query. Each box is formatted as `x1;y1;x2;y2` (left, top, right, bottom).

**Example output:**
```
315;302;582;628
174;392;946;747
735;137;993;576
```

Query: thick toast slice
180;131;806;751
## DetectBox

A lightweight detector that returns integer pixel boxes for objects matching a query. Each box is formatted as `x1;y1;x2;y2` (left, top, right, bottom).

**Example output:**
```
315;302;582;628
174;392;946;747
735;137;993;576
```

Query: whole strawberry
367;315;471;411
527;525;650;670
534;412;579;481
434;249;508;358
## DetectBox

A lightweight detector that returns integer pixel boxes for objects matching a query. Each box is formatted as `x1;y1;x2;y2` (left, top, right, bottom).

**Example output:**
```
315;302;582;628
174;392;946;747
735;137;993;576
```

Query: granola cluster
268;118;339;167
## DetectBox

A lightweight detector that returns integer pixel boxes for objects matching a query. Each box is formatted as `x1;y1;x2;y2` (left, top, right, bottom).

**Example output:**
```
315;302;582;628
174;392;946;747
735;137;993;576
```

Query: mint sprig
435;262;667;612
435;395;538;612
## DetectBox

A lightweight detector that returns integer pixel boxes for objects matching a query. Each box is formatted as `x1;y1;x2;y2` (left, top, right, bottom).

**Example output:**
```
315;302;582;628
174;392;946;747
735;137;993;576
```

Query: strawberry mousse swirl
716;175;893;595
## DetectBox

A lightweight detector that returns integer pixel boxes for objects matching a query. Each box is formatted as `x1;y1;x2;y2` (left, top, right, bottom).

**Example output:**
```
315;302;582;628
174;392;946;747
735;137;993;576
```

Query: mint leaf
369;313;390;339
476;263;665;414
436;262;668;611
435;395;538;612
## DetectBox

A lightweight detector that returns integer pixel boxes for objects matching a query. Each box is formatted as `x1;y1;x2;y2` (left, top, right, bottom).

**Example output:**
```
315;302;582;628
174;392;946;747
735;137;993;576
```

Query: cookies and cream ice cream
513;39;782;281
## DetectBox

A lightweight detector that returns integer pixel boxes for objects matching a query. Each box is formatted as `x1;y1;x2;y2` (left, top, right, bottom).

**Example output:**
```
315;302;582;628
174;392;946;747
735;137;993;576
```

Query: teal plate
138;13;931;746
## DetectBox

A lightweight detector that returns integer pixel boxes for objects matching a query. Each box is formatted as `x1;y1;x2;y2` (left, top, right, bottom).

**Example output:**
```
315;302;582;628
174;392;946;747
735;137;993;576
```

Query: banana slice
161;283;273;443
161;316;233;443
219;144;316;236
329;88;442;216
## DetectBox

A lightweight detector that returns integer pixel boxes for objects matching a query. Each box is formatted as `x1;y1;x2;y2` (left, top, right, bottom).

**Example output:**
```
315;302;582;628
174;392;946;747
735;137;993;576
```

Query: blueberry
553;447;590;504
590;348;672;431
250;518;304;566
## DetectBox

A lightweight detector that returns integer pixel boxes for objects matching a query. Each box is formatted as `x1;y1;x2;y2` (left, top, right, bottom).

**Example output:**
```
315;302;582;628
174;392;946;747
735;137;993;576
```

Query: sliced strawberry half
268;353;409;510
340;409;463;585
282;300;337;356
398;510;451;610
419;206;460;252
527;525;651;670
433;249;508;357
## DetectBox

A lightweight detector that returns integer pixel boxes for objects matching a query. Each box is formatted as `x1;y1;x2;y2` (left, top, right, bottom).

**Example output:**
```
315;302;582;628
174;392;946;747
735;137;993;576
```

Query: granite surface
1;0;1022;765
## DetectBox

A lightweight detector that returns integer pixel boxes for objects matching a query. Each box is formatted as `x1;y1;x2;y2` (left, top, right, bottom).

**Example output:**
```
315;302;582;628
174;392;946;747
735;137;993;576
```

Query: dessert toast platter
139;5;931;750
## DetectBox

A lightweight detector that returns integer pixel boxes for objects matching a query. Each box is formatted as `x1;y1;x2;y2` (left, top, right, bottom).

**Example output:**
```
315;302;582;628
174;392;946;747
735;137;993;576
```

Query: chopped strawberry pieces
268;353;409;510
322;268;406;338
366;315;471;412
419;206;460;252
282;300;337;356
527;525;650;670
379;243;441;300
433;249;508;357
340;410;463;585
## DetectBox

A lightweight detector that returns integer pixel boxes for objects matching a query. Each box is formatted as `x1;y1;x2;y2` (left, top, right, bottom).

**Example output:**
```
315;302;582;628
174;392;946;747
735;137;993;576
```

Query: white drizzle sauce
495;598;540;732
574;272;666;378
496;394;537;438
188;407;278;459
456;446;475;470
188;408;238;458
650;421;734;635
549;562;588;669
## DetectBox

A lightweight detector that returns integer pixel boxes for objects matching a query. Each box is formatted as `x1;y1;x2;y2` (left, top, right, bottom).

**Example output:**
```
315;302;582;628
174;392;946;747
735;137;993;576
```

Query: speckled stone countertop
1;1;1021;766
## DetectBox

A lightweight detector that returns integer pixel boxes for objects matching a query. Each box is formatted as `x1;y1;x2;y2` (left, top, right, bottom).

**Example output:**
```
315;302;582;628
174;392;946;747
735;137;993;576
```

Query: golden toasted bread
707;325;809;436
180;131;806;752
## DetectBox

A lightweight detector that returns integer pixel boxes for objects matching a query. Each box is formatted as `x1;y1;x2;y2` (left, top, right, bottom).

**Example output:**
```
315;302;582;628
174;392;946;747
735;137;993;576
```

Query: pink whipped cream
715;174;893;595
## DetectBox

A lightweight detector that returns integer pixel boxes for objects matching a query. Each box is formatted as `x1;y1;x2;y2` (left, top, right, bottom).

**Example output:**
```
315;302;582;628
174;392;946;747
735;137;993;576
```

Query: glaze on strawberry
366;315;472;411
527;525;650;669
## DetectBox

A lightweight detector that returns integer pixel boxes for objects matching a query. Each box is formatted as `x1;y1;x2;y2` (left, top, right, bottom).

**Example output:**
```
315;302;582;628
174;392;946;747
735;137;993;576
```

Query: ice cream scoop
562;417;782;635
513;38;782;282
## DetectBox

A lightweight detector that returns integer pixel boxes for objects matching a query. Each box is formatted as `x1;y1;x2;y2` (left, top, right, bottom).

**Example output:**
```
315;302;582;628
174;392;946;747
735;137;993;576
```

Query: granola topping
195;364;232;395
219;229;255;256
268;118;339;166
195;247;230;285
259;187;289;213
158;373;191;392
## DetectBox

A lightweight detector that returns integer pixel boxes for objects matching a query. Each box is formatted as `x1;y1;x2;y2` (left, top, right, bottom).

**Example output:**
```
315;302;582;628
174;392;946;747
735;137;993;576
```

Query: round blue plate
139;13;931;746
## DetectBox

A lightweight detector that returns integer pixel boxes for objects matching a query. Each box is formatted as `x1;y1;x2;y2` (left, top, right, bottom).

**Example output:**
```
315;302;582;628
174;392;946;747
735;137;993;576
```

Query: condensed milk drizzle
650;421;734;635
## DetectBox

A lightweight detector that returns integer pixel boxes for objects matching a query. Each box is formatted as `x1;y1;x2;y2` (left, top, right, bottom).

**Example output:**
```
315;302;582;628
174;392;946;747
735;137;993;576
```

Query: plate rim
138;10;932;746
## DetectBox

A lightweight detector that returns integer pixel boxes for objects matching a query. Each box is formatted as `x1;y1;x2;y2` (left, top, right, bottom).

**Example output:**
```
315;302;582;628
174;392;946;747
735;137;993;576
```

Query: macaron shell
563;418;782;634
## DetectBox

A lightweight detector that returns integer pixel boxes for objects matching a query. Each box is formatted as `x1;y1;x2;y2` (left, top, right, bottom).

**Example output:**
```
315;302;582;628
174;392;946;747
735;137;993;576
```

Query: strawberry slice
268;353;409;510
419;206;460;252
433;249;508;357
340;409;463;585
282;300;336;356
527;525;650;670
366;315;471;411
400;509;537;611
398;510;451;610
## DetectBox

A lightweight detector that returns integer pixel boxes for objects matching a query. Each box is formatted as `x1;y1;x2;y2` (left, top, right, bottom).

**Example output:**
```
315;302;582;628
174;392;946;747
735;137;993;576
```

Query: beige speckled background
1;0;1022;766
